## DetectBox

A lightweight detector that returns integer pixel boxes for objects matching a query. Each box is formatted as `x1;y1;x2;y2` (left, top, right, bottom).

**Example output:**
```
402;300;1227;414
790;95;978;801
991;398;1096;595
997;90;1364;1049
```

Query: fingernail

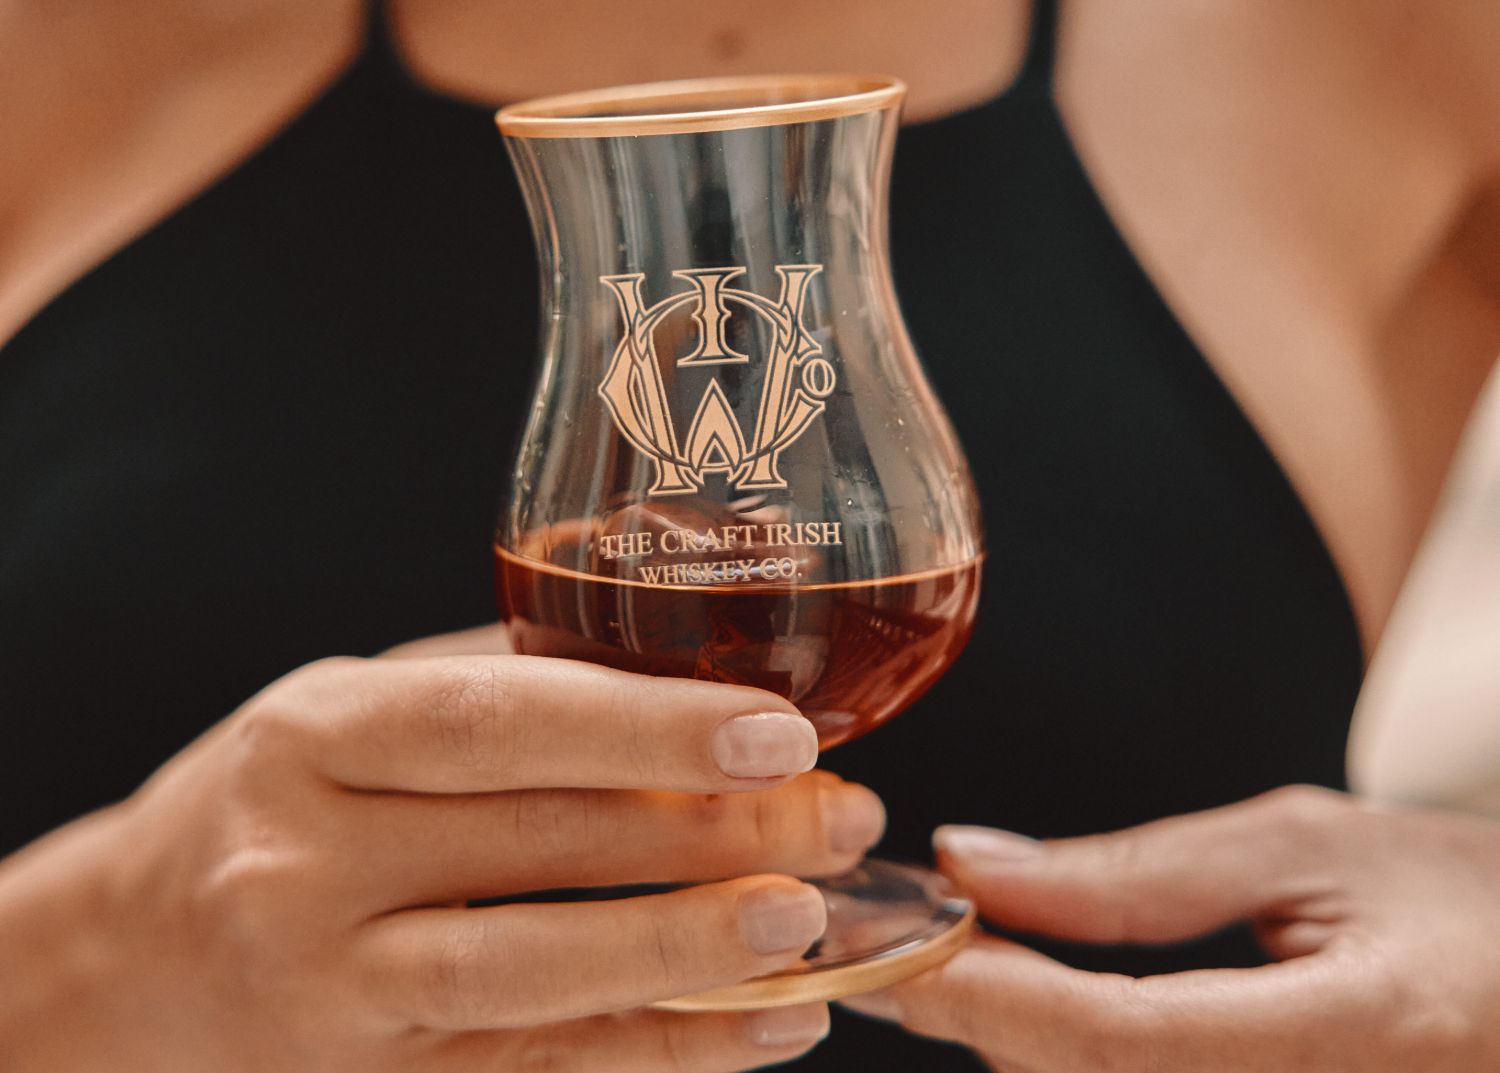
822;783;887;853
740;884;827;955
712;712;818;779
743;1003;831;1048
840;989;903;1022
934;824;1042;864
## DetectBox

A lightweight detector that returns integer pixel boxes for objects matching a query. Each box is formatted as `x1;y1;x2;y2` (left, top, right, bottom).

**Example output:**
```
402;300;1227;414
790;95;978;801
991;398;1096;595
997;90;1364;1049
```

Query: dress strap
1011;0;1060;97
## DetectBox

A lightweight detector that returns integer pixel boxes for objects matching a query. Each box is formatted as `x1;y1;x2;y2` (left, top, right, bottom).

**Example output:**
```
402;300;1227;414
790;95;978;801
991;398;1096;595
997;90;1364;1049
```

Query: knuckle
1259;784;1351;853
272;655;368;717
1386;1003;1477;1066
511;1040;565;1073
427;660;522;774
233;695;313;770
299;653;368;679
235;656;368;767
1084;980;1168;1072
195;838;297;918
1262;783;1348;822
1097;827;1149;876
1397;1006;1479;1065
637;910;696;994
611;679;663;785
656;1015;699;1073
427;920;499;1026
188;844;316;996
512;1038;572;1073
1084;833;1154;942
746;789;788;859
634;728;674;795
712;778;816;863
230;721;313;796
510;789;587;854
938;982;1002;1046
271;655;366;695
1366;954;1480;1066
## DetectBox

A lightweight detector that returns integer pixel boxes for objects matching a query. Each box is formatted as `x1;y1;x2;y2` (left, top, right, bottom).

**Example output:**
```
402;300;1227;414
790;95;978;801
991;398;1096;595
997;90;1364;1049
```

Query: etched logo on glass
598;264;835;495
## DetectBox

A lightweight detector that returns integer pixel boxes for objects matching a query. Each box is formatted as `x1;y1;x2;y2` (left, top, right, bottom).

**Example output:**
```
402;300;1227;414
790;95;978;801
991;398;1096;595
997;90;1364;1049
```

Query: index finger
251;654;819;794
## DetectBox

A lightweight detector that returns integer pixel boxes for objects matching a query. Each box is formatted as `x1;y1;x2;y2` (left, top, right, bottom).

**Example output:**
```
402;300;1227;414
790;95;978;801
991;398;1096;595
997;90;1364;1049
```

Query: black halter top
0;3;1362;1069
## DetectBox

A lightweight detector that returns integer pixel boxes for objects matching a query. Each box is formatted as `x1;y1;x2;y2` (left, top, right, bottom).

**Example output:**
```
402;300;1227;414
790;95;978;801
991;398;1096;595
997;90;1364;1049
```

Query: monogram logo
598;265;835;496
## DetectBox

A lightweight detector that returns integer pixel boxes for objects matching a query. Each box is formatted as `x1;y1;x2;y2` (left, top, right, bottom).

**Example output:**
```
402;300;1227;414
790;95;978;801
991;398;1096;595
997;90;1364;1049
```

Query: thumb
934;786;1350;945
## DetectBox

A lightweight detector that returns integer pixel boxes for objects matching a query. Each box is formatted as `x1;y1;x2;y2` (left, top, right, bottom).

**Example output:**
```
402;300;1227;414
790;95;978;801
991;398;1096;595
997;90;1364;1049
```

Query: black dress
0;3;1362;1069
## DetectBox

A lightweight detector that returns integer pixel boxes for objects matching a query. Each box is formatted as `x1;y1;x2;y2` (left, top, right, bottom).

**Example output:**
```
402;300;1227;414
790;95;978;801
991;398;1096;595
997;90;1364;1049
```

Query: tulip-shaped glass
494;75;985;1009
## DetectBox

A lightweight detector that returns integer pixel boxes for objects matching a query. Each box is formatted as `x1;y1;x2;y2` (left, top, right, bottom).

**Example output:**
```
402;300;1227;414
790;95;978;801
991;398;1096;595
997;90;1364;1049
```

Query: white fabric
1350;363;1500;816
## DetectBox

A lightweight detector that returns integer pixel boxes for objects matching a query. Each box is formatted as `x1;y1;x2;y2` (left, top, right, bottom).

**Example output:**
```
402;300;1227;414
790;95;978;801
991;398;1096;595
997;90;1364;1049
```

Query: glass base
655;858;975;1011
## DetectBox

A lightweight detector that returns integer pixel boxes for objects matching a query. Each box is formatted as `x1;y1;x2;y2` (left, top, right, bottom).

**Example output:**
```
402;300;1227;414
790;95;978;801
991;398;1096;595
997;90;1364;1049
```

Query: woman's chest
1053;0;1500;648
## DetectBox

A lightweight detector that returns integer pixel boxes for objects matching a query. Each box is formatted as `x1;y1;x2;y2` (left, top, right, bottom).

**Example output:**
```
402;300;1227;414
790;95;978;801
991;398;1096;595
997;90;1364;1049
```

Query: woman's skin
844;788;1500;1070
0;638;886;1070
2;1;1500;1070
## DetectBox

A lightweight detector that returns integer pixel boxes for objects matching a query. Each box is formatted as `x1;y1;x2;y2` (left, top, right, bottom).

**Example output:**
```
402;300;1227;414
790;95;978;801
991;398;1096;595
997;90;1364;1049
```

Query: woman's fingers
356;771;884;903
844;937;1380;1072
355;876;829;1030
931;785;1356;946
843;788;1415;1071
252;654;819;794
426;1005;830;1073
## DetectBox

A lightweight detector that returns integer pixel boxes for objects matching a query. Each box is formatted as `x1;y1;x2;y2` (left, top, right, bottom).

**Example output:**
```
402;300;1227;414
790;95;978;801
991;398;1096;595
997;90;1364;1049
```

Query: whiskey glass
494;75;984;1009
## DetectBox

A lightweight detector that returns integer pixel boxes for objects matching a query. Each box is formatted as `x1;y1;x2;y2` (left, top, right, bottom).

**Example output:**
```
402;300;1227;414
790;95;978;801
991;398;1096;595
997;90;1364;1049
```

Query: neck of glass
505;108;899;339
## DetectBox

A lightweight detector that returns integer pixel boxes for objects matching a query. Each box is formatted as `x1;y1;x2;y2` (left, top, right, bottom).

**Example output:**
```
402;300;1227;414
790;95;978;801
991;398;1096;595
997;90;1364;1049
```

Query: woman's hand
0;650;884;1072
842;786;1500;1071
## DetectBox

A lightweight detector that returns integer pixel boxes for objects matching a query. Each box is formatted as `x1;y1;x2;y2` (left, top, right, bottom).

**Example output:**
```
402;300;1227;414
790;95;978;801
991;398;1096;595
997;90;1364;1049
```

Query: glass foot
655;858;975;1011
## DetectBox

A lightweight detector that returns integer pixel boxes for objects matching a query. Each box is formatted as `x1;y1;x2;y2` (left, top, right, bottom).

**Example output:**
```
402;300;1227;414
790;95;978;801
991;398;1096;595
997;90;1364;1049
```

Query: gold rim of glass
496;74;906;139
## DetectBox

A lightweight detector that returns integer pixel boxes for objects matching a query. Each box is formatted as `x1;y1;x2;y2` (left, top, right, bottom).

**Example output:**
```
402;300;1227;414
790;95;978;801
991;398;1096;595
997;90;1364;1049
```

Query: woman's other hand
843;786;1500;1071
0;648;884;1072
